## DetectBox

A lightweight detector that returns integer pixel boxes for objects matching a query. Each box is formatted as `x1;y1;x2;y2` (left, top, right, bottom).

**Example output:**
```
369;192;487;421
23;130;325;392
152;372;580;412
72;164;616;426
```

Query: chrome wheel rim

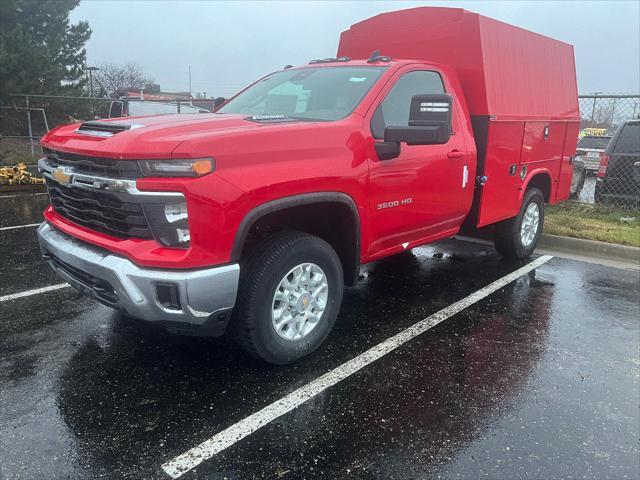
520;202;540;247
271;263;328;341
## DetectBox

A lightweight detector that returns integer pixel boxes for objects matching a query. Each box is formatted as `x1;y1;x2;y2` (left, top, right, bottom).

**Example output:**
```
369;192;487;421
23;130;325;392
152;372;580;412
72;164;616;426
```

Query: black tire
233;231;343;365
494;188;545;260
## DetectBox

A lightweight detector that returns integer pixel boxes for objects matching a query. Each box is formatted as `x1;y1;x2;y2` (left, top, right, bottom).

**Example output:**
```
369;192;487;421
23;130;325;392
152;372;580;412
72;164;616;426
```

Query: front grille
45;253;119;306
45;178;153;239
43;148;143;178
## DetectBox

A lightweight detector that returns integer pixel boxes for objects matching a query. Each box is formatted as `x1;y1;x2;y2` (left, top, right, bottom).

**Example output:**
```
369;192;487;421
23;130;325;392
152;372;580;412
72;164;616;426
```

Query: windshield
218;66;386;121
577;135;611;150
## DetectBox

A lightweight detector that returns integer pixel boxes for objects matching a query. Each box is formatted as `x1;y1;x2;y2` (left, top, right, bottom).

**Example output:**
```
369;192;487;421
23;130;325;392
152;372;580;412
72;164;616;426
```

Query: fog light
156;283;181;310
177;227;190;243
165;203;188;223
143;200;190;248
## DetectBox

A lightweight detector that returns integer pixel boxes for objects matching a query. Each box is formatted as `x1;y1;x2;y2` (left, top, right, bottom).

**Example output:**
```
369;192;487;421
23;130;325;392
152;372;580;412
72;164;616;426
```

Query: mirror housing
384;93;453;145
374;141;401;161
108;100;124;118
213;97;226;110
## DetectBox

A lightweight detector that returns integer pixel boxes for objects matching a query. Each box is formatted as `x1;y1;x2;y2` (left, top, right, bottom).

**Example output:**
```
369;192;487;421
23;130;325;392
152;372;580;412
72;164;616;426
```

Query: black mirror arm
375;141;401;161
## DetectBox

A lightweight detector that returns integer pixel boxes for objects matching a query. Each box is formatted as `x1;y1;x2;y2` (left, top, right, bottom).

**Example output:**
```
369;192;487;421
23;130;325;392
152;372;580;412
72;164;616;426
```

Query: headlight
143;200;191;248
139;158;214;177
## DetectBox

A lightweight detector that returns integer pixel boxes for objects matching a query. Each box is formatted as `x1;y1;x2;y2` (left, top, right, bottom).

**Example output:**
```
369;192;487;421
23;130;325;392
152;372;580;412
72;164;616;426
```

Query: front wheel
494;188;545;260
233;231;343;365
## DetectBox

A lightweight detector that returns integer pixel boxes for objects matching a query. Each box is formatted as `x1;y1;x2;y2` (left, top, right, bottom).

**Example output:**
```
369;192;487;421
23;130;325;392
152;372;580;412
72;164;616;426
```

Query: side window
371;70;445;139
613;123;640;154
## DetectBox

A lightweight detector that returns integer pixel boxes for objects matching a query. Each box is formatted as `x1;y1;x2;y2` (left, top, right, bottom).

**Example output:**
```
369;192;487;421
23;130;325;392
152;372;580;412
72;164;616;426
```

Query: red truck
37;8;579;364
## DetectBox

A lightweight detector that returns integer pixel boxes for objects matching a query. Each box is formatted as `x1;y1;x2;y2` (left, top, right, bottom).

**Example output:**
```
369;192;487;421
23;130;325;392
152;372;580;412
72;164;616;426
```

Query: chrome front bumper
37;222;239;326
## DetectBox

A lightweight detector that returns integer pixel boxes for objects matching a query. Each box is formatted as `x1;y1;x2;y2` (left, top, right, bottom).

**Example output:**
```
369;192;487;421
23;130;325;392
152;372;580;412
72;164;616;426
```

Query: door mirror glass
384;94;452;145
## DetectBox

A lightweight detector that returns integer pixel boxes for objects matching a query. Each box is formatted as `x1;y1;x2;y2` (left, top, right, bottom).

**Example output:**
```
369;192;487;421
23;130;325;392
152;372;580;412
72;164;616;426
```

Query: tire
494;188;545;260
570;170;585;199
233;231;343;365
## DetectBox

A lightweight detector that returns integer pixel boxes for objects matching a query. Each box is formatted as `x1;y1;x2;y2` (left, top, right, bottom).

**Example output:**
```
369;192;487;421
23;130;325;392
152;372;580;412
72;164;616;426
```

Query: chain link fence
0;94;215;165
1;93;638;209
573;94;639;210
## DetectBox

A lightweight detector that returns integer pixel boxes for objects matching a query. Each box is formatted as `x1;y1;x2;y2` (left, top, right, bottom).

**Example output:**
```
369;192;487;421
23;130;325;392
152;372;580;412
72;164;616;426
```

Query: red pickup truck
37;7;579;364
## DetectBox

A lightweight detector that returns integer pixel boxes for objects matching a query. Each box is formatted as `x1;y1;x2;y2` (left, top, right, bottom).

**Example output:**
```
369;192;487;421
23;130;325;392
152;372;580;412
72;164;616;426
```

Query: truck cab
37;7;579;364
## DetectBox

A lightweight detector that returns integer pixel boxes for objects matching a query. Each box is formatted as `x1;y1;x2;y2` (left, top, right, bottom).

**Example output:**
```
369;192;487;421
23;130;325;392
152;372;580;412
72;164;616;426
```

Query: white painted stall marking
0;283;70;302
0;223;41;231
161;255;554;478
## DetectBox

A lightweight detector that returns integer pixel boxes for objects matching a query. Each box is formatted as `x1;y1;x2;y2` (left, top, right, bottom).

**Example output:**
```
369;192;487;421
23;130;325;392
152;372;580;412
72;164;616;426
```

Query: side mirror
213;97;226;110
384;94;453;145
108;100;124;118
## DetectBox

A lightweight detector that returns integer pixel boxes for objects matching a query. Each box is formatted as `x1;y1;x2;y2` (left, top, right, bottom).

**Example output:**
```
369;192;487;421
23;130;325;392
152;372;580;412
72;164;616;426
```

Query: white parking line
0;223;42;231
161;254;554;478
0;283;70;302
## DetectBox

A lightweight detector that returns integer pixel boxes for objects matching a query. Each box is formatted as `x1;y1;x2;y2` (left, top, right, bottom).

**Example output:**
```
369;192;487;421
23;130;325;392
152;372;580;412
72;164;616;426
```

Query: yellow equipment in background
0;163;45;185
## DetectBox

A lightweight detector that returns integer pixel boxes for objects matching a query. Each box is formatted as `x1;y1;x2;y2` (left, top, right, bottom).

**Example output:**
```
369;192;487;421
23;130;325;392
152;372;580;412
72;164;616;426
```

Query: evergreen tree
0;0;91;101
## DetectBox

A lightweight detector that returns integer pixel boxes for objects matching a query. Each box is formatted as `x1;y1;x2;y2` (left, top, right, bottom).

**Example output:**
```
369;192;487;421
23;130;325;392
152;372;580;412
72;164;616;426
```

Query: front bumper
37;222;239;327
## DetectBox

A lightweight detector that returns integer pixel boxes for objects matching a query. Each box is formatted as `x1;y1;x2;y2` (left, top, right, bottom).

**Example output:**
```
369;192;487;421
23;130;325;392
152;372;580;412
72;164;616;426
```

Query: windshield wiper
245;114;327;123
246;114;296;123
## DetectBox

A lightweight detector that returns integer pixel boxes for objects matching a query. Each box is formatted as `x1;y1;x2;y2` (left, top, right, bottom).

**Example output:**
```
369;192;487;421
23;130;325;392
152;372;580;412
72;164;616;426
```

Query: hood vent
76;121;143;137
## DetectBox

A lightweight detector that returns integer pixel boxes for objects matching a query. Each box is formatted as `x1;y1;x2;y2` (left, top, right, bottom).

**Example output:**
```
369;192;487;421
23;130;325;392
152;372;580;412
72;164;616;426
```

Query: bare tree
93;62;153;98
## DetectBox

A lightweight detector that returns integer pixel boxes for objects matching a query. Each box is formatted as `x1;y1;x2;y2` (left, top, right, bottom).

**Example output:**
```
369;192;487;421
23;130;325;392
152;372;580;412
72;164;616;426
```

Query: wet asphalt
1;194;639;480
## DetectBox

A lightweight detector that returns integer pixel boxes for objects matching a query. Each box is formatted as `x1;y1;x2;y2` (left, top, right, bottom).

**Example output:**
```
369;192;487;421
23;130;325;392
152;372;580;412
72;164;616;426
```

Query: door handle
447;150;464;159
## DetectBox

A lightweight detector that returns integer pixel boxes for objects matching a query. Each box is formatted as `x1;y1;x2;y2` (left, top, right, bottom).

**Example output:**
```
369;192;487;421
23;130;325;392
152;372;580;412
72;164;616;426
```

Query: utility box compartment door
477;121;525;227
520;121;567;201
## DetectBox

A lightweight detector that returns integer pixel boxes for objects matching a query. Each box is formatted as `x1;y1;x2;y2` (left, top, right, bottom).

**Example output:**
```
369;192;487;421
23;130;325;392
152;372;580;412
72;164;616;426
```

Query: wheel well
526;173;552;202
235;201;360;286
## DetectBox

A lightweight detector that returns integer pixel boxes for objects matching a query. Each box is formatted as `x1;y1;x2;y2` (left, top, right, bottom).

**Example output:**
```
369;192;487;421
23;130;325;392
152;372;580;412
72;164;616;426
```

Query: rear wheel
494;188;545;260
233;231;343;364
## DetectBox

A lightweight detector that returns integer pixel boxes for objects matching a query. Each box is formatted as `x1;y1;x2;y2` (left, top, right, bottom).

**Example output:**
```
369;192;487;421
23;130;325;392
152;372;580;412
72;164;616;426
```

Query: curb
538;234;640;264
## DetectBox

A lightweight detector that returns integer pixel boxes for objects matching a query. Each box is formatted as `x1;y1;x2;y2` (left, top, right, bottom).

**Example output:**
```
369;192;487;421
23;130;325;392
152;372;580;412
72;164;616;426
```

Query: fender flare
230;192;362;282
520;168;553;203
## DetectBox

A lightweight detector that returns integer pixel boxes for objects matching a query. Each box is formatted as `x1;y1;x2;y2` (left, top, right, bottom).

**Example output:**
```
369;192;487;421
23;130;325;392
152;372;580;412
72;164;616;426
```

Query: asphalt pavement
1;193;639;480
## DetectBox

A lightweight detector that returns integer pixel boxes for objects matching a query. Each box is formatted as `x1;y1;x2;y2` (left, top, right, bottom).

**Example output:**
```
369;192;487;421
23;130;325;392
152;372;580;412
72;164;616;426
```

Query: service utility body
37;8;580;364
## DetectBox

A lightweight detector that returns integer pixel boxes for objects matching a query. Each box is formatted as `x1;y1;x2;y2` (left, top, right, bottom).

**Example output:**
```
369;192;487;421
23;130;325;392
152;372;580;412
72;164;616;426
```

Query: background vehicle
576;135;612;172
595;120;640;208
571;134;612;197
108;98;212;117
37;7;579;364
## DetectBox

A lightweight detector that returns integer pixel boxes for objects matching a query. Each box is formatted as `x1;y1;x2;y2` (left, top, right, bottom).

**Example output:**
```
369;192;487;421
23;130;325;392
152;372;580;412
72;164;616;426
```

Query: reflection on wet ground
1;195;638;480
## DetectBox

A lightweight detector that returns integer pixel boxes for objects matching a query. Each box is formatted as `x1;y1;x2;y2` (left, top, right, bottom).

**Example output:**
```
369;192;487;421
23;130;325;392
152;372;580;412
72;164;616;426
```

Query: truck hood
40;113;299;159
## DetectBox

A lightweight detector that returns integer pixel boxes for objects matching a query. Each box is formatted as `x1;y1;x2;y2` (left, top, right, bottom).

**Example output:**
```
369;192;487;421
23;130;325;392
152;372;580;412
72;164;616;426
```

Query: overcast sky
71;0;639;97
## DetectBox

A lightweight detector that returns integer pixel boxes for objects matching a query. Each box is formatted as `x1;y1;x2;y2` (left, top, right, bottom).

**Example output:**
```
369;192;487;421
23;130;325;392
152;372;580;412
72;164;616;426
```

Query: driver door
367;69;470;257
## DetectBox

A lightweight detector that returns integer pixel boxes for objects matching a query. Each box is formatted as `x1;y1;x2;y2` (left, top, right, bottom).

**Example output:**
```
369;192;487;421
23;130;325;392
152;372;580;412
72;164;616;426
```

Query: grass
544;202;640;247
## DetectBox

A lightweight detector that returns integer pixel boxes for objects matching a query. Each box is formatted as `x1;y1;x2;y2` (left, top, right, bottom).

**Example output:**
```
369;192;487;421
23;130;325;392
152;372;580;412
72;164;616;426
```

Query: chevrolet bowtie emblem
52;167;72;185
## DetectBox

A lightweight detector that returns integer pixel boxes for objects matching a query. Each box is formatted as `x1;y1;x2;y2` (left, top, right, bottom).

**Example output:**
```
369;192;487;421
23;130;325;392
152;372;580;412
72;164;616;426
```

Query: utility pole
590;92;600;127
87;66;99;97
188;65;192;104
84;59;89;95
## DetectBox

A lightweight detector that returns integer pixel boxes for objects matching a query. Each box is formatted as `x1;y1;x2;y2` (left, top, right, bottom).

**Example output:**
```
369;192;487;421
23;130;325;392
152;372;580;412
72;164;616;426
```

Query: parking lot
1;193;638;480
